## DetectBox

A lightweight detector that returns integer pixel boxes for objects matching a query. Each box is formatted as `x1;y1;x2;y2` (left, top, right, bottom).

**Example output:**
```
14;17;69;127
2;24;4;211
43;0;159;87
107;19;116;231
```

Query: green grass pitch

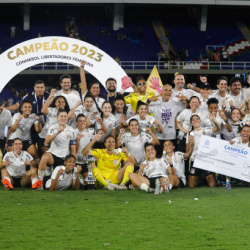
1;187;250;250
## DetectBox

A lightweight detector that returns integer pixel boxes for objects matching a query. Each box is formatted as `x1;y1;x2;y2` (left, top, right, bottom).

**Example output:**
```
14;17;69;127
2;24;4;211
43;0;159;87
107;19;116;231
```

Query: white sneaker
107;184;116;190
118;183;127;190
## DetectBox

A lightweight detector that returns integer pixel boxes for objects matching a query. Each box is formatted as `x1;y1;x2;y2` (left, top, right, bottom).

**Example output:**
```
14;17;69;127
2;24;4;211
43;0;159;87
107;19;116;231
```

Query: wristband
224;119;228;123
119;89;126;94
156;87;162;94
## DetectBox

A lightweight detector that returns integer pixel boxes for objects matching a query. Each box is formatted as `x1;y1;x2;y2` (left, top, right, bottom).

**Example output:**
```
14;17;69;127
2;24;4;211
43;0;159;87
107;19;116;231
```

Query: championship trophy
85;155;96;190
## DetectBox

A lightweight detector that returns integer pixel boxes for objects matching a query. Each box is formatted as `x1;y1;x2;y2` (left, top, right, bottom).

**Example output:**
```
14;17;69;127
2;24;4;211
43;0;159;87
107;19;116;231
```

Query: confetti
194;198;198;201
169;200;172;203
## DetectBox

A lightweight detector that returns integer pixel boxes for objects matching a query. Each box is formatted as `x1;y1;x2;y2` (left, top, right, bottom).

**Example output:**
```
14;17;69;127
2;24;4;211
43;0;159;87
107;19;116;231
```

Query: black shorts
189;161;214;178
52;154;65;168
175;177;185;188
148;176;165;188
38;137;50;148
0;138;6;155
8;139;33;151
78;163;88;174
12;177;22;188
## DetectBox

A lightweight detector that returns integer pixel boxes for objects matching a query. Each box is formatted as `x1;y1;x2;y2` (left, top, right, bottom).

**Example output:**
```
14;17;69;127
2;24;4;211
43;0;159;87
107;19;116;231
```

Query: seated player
45;155;82;191
38;109;76;186
128;143;171;194
82;133;137;190
162;140;194;189
0;138;42;190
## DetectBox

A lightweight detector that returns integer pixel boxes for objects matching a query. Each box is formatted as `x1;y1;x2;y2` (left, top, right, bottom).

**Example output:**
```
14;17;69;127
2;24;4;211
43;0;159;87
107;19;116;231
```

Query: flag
146;65;163;93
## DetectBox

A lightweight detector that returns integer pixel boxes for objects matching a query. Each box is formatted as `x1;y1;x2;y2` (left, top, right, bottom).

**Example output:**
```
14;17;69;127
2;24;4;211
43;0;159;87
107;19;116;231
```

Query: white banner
193;135;250;182
0;36;129;92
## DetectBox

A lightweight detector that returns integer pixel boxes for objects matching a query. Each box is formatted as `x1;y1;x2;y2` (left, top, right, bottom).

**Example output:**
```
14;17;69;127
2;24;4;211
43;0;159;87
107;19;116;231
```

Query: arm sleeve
51;167;59;179
90;149;101;159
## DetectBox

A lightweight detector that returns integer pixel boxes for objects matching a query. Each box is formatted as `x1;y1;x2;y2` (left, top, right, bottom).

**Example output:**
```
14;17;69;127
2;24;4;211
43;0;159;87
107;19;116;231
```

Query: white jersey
9;113;38;141
149;98;182;140
39;107;58;139
232;136;249;147
45;166;77;190
0;108;12;140
172;88;196;110
113;105;135;122
126;114;155;129
186;127;213;161
176;108;209;132
221;119;241;141
82;91;105;111
74;128;95;164
120;132;153;165
55;89;81;109
3;151;33;177
142;158;169;178
47;124;76;158
91;114;119;143
163;152;186;185
74;105;100;120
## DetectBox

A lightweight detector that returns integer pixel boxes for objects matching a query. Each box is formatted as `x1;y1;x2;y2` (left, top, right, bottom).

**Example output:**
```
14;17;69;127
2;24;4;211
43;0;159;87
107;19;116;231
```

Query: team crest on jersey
190;168;195;174
139;138;144;144
113;159;119;165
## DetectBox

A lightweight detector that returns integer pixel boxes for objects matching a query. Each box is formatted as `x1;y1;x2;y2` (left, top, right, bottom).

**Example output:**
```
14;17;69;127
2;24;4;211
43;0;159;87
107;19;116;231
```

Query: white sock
3;175;11;183
140;183;149;192
169;184;173;190
226;176;231;183
38;170;45;180
32;177;38;185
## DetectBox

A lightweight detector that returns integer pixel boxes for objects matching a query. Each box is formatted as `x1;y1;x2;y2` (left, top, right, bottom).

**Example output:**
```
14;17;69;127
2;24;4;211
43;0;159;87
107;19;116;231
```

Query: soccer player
82;134;136;190
187;114;221;188
37;109;76;185
8;100;42;161
128;143;171;194
45;155;82;191
39;95;70;153
1;138;42;190
0;98;12;155
117;119;160;172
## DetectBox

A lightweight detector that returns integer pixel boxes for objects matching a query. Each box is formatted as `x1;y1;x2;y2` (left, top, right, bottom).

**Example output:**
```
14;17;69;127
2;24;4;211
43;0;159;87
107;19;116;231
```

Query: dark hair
60;74;71;83
76;114;86;122
190;114;200;123
104;135;115;144
105;78;117;85
20;100;32;114
65;154;76;161
199;74;207;78
57;109;68;117
144;143;156;151
84;94;95;102
230;77;242;86
217;76;228;85
89;81;100;91
231;107;241;114
0;98;4;106
34;80;45;87
112;95;128;115
136;75;145;84
136;100;146;112
207;98;219;106
13;138;23;144
128;118;139;126
188;96;200;109
100;101;112;119
49;95;70;113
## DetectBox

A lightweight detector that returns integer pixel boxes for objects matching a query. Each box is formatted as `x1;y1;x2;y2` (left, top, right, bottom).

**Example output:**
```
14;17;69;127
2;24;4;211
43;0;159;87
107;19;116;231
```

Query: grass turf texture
0;187;250;249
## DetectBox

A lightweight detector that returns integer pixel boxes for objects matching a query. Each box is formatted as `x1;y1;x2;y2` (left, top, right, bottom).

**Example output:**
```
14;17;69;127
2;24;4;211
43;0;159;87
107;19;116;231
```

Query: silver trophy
85;155;96;190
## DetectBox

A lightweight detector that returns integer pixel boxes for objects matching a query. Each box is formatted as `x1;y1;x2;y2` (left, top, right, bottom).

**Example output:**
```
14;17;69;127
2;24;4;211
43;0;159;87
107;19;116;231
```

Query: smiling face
90;83;100;97
231;81;242;96
241;126;250;142
55;97;66;109
76;116;86;130
102;103;112;116
61;78;71;91
145;145;156;160
84;97;94;111
231;109;241;122
57;111;68;125
208;103;218;116
104;137;116;151
163;141;175;154
34;83;45;97
128;120;139;134
65;157;76;170
200;76;207;83
174;74;185;90
21;102;32;116
106;80;117;93
136;80;146;93
114;100;125;113
162;84;172;101
189;97;200;111
191;115;201;129
217;80;228;93
137;104;147;118
13;139;23;154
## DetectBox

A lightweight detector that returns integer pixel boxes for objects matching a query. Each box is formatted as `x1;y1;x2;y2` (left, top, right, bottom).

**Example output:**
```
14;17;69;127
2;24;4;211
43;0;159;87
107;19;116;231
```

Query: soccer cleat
154;178;161;194
118;183;127;190
162;177;170;193
148;187;155;193
2;178;14;190
226;182;232;189
129;184;139;190
32;179;43;190
106;184;116;190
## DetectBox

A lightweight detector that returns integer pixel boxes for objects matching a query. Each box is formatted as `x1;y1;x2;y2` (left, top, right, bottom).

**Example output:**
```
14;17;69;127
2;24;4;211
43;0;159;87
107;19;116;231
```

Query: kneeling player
0;138;42;190
82;134;137;190
129;143;171;194
45;155;82;191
